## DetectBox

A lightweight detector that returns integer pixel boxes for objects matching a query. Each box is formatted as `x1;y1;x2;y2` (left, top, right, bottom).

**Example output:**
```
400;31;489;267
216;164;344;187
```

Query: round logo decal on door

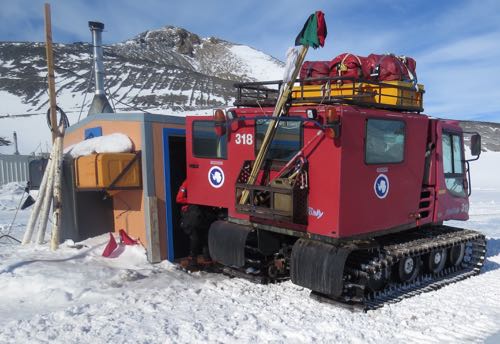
208;166;225;188
374;174;389;199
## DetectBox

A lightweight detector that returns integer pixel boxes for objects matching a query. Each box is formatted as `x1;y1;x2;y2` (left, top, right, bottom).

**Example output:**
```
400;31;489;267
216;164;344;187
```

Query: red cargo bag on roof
329;53;366;82
398;55;417;80
364;54;417;82
300;61;331;85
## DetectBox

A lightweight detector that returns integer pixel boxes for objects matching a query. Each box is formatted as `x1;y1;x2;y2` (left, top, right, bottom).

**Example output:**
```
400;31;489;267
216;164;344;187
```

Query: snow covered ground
0;154;499;343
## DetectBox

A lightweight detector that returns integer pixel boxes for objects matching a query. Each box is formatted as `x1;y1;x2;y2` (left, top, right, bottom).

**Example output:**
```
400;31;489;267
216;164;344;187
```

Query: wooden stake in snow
51;127;65;250
22;134;60;245
36;143;57;244
44;3;58;143
22;129;65;246
22;151;55;244
21;4;65;249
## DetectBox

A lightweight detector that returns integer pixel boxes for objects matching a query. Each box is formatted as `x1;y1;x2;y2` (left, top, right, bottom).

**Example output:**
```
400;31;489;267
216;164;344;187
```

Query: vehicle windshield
255;119;302;161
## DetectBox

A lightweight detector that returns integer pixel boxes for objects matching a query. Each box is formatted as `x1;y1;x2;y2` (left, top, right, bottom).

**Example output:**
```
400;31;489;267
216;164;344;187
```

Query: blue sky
1;0;500;121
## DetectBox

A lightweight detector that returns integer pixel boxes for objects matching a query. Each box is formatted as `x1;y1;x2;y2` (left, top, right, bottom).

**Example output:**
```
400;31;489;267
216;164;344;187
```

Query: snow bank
64;133;133;158
0;183;36;244
0;227;498;343
0;155;499;343
0;183;26;211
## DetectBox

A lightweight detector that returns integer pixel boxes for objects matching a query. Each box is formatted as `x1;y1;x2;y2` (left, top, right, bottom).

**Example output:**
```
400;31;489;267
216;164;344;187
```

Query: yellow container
370;81;424;107
291;83;368;100
291;80;424;110
75;153;141;189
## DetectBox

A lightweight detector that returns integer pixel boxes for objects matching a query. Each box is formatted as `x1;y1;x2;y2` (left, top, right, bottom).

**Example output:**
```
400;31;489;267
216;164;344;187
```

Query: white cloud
417;32;500;65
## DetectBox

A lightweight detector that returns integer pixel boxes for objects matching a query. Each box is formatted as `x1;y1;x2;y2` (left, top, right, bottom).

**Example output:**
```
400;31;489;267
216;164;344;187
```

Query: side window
255;119;302;161
442;133;465;197
192;121;227;159
365;119;405;164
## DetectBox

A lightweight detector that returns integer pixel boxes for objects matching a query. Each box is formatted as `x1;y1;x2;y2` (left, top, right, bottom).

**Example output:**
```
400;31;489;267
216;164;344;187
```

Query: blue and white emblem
374;174;389;199
208;166;225;188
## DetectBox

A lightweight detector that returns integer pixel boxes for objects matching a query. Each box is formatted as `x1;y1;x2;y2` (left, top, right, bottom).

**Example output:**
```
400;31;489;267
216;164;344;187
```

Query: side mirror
470;133;481;156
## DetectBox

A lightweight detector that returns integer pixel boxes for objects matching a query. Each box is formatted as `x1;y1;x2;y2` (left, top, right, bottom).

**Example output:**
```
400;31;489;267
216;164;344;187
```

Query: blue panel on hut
84;127;102;140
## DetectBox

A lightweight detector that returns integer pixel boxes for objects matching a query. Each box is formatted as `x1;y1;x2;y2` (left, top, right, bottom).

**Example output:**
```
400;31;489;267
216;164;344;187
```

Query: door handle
189;164;199;168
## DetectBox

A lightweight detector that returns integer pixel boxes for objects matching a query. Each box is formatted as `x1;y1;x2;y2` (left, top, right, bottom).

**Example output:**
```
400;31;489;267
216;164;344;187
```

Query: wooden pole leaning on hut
50;126;65;250
22;3;65;250
44;3;65;250
239;11;328;205
44;3;58;142
22;143;56;244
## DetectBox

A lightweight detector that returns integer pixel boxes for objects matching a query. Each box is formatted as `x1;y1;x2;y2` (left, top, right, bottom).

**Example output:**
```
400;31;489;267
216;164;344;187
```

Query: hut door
162;128;188;262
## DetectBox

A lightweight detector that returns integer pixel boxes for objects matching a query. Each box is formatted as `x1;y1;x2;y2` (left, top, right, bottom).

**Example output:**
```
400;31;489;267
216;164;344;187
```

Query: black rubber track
319;226;487;311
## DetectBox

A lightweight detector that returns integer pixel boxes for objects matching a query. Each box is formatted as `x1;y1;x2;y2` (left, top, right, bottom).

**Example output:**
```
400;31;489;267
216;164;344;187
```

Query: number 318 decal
235;133;253;145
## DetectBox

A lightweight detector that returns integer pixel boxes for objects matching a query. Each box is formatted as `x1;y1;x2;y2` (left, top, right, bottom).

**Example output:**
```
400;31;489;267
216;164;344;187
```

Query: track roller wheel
427;249;447;274
397;256;420;282
449;243;465;267
367;268;390;292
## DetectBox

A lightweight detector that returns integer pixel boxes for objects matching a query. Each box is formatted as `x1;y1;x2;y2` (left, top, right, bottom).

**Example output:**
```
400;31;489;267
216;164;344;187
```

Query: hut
62;113;188;263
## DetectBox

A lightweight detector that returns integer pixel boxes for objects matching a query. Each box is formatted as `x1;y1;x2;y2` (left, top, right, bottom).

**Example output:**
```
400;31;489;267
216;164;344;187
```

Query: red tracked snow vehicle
183;74;486;309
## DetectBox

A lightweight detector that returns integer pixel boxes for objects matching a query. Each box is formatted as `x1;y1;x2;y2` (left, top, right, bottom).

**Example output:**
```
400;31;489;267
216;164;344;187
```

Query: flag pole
239;45;309;205
44;3;59;142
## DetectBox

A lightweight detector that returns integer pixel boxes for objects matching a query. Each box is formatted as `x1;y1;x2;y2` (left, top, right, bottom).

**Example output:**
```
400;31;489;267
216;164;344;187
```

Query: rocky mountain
0;137;11;146
0;26;498;154
0;26;284;116
460;121;500;152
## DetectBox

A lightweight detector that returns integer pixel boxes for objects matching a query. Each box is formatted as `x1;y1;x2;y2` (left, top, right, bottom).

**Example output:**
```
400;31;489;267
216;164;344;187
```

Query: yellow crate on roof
291;80;424;110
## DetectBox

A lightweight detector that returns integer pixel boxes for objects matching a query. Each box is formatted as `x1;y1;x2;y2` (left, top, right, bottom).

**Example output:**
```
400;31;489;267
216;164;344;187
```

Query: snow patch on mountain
229;45;284;81
0;26;283;124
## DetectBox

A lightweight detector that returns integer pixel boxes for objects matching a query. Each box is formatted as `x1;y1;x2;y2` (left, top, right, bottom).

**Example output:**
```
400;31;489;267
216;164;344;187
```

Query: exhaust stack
13;131;19;155
87;21;113;116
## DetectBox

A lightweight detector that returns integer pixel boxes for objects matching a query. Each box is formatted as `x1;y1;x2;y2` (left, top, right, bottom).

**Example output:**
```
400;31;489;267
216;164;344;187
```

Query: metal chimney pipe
87;21;113;116
90;21;105;95
13;131;19;155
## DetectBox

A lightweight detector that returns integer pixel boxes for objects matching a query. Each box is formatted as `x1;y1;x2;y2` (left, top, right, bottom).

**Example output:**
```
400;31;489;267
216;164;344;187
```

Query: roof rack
233;77;425;112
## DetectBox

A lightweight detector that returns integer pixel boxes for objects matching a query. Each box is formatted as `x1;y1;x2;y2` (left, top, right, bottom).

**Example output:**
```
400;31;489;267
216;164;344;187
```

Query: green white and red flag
294;11;327;48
